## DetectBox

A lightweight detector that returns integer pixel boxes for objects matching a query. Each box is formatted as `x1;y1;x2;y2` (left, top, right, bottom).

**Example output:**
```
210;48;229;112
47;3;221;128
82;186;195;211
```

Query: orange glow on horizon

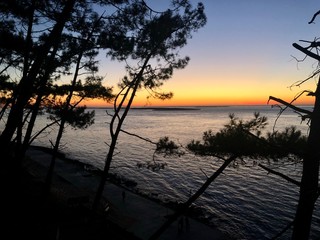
81;66;317;108
81;92;315;108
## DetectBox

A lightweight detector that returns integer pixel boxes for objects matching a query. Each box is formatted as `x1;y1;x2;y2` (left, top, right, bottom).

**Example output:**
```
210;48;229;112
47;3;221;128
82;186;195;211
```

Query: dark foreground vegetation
6;148;140;240
12;146;221;240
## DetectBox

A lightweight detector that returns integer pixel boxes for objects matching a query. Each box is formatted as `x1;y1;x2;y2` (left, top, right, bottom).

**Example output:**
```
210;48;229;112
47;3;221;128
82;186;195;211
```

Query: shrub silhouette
188;113;307;159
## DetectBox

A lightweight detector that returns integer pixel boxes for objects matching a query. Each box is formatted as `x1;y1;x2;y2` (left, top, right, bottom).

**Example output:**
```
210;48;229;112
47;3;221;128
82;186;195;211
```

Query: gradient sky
86;0;320;107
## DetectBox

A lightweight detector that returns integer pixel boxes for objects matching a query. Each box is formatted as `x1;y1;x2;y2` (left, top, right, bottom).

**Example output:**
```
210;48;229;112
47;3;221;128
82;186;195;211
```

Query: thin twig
270;220;294;240
120;129;157;145
200;168;209;179
258;163;300;187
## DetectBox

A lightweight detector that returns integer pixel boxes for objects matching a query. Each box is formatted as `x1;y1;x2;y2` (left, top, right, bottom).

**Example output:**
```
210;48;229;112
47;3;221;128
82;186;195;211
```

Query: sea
2;105;320;239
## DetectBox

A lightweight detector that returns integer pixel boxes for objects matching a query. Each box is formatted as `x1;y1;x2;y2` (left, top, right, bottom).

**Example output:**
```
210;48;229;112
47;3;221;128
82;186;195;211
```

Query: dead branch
271;220;295;240
268;96;312;116
290;70;320;88
149;155;237;240
292;43;320;61
308;10;320;24
258;163;300;187
200;168;209;179
120;128;157;145
29;119;60;145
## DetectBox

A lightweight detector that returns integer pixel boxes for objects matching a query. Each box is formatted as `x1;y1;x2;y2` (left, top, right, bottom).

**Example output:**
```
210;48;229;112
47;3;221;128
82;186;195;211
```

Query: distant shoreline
133;107;201;111
87;106;232;110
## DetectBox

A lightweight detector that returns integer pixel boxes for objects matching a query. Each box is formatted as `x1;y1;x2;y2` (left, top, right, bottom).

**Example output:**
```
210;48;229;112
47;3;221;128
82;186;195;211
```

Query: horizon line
84;103;314;109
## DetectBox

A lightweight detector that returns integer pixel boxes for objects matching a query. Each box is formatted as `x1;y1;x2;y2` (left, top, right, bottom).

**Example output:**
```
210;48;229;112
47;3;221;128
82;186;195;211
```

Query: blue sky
91;0;320;106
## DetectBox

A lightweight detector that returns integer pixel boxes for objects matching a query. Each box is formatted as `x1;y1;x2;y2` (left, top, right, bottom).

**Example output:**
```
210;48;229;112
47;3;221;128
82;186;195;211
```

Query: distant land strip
132;106;230;111
89;106;231;110
133;107;200;111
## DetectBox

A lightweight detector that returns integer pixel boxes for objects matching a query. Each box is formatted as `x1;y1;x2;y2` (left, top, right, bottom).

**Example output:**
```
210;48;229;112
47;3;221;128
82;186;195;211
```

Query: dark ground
1;146;229;240
3;164;140;240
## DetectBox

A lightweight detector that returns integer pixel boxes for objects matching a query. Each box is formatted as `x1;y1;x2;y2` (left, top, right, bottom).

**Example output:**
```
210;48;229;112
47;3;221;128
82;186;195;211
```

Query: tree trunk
0;0;76;154
92;81;140;211
43;44;84;198
92;53;152;211
43;14;106;197
292;83;320;239
17;27;62;165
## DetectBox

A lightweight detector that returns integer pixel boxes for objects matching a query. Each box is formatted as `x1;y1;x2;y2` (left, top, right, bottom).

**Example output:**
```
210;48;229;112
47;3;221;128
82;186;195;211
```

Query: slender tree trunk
92;54;152;211
17;33;61;165
92;81;140;211
292;82;320;239
43;49;84;197
0;101;10;121
0;1;34;121
43;14;105;197
43;117;66;198
0;0;76;155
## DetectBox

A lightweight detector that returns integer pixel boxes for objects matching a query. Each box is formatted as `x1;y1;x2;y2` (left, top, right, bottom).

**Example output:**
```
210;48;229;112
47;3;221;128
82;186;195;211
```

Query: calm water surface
3;105;320;239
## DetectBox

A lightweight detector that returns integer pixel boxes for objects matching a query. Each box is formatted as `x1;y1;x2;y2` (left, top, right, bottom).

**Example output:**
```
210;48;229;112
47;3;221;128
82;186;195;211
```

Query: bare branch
271;220;295;240
258;163;300;187
149;155;237;240
268;96;312;115
199;168;209;179
29;119;60;145
293;43;320;61
141;0;164;14
290;70;320;88
308;10;320;24
120;129;157;145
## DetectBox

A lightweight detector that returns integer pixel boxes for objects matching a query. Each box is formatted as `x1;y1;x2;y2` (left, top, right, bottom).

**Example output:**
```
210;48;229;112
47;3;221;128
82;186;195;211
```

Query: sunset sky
86;0;320;107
